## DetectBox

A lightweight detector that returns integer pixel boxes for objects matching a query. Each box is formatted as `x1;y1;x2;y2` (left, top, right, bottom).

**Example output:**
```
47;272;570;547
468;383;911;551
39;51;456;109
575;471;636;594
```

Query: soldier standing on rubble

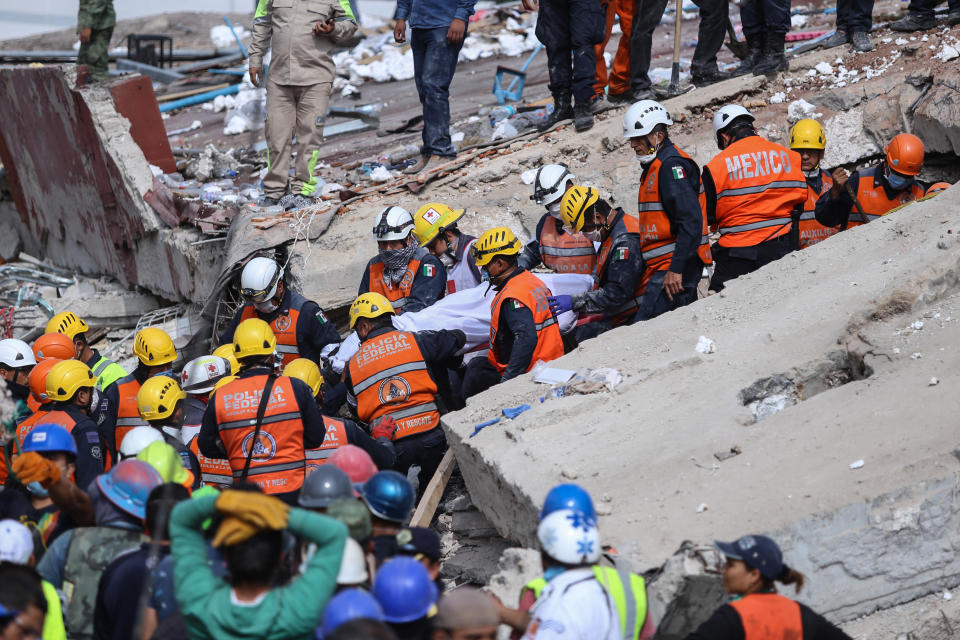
76;0;115;82
249;0;358;209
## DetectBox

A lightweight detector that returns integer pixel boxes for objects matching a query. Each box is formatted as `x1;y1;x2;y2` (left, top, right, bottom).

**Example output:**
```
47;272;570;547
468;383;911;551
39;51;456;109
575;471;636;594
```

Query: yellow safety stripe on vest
233;460;304;478
522;577;547;599
718;217;793;235
217;411;302;431
352;361;429;395
716;180;808;199
592;566;648;640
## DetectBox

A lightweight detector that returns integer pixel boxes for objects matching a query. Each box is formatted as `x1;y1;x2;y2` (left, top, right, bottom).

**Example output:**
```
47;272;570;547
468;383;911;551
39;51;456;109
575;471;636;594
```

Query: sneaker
819;30;849;49
691;68;732;87
946;10;960;25
260;195;280;207
403;154;433;175
589;95;614;114
890;13;936;31
850;31;874;52
573;103;594;132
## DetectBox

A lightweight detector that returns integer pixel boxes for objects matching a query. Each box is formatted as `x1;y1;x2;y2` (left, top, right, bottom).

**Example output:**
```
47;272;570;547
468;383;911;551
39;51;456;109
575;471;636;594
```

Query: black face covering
6;379;29;402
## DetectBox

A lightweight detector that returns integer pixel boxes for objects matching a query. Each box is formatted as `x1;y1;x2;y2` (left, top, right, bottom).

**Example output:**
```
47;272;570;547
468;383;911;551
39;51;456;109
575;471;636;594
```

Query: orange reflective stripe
188;435;234;486
488;270;565;374
730;594;803;640
538;219;597;274
305;416;349;471
367;259;422;313
846;166;925;229
114;376;146;452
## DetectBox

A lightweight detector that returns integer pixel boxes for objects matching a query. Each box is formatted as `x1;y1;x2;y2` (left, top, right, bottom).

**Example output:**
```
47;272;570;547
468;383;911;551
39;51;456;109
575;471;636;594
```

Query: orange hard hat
327;444;378;484
29;357;63;405
885;133;924;176
926;182;951;196
33;332;77;361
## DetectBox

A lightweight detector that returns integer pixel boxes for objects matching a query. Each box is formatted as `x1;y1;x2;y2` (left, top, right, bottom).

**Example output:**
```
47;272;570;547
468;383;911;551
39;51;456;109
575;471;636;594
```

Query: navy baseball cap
375;526;442;564
715;534;783;580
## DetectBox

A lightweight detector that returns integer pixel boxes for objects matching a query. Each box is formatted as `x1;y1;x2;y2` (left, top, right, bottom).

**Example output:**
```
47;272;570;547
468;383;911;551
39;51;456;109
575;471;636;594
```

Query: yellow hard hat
349;293;395;329
137;375;186;422
133;327;177;367
46;311;89;340
412;202;465;246
210;375;238;398
233;318;276;359
283;358;324;398
789;119;826;151
560;186;600;232
212;344;240;375
46;359;96;402
472;227;522;267
137;440;190;485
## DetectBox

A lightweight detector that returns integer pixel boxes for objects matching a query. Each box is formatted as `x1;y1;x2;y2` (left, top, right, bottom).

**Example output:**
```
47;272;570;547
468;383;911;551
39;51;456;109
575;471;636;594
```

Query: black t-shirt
0;484;75;560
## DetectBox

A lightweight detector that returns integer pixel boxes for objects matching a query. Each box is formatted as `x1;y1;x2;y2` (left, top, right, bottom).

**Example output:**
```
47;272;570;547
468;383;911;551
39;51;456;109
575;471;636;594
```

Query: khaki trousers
263;78;332;198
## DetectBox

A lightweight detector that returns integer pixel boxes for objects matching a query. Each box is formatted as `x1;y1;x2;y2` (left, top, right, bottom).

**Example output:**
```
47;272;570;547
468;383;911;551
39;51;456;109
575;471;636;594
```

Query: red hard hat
29;358;62;405
33;332;77;361
328;444;379;484
885;133;925;176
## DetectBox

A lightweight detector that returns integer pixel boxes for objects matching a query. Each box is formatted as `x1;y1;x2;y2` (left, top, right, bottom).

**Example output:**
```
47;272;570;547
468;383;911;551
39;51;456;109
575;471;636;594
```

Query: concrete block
451;510;499;539
486;548;543;607
912;82;960;156
441;538;513;585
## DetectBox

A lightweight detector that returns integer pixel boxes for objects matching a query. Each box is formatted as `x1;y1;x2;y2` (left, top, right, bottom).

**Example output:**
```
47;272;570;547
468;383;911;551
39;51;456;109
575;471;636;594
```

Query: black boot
573;102;594;132
537;93;574;132
732;37;763;77
752;33;788;75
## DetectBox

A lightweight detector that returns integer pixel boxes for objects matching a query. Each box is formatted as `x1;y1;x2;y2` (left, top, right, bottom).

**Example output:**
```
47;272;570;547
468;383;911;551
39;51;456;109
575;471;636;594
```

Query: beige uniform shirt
249;0;358;86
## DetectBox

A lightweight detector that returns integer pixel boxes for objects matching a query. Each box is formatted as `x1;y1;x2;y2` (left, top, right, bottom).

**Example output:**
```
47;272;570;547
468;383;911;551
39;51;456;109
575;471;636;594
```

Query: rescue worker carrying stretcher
788;119;836;250
343;293;465;490
412;202;481;295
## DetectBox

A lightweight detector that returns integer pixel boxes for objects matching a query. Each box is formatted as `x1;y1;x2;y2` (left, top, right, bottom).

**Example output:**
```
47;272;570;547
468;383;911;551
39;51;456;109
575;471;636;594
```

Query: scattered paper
849;459;865;470
695;336;716;354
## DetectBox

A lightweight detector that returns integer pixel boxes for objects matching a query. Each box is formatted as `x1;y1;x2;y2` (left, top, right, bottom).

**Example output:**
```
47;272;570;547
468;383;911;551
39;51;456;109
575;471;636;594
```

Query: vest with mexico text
305;416;350;470
798;169;836;249
63;526;144;640
215;375;306;493
239;291;309;367
447;237;479;294
637;147;712;288
706;136;807;247
188;435;234;487
594;213;646;325
521;567;648;640
113;374;148;453
846;165;925;228
366;248;433;313
488;270;564;374
16;409;76;449
538;216;598;275
348;330;440;440
729;593;803;640
90;355;127;392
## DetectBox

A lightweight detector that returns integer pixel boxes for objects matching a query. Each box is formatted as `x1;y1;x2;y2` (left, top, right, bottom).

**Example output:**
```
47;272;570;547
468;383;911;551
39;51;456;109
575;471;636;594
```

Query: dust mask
547;202;562;218
636;152;656;166
885;170;912;191
583;229;602;242
255;299;280;313
439;252;455;268
803;167;820;179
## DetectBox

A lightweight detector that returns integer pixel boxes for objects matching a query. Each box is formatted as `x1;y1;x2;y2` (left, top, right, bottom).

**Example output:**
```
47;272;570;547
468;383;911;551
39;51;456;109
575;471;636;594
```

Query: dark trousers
708;236;792;292
690;0;728;75
629;0;670;92
634;262;702;321
411;27;464;158
908;0;960;17
573;319;614;344
739;0;790;40
835;0;874;32
537;0;606;104
461;357;502;398
394;427;447;496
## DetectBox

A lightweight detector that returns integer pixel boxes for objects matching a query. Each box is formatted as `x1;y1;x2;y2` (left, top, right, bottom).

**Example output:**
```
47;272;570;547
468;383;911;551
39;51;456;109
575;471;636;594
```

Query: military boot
732;37;763;77
537;94;574;132
753;33;789;75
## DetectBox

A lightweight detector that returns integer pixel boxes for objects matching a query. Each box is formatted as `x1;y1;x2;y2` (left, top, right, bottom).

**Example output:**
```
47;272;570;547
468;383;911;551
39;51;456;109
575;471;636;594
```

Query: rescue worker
248;0;358;207
434;588;501;640
703;105;807;292
77;0;116;82
891;0;960;31
592;0;632;104
413;202;481;294
373;557;439;638
284;357;396;472
213;344;241;375
731;0;793;75
344;294;465;488
519;165;597;276
685;535;852;639
789;119;837;249
816;133;926;229
359;206;446;314
547;187;644;341
32;333;76;363
623;100;710;319
137;376;202;489
101;327;178;461
179;354;232;442
198;318;328;502
0;339;36;417
689;0;732;86
18;358;62;443
462;228;565;397
46;311;127;391
360;470;416;537
220;256;341;370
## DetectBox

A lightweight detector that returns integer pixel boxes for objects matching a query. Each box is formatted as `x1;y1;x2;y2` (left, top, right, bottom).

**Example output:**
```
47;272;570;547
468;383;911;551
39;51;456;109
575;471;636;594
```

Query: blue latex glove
548;295;573;316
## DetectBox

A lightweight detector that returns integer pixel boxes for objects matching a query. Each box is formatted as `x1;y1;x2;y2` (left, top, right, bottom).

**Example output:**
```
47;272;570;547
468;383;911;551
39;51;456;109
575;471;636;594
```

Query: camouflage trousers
78;26;114;81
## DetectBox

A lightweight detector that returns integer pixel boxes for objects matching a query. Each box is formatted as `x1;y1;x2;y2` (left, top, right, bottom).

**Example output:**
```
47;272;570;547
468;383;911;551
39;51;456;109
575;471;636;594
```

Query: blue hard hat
318;588;384;638
360;470;414;523
540;483;596;521
371;556;438;623
0;601;17;621
96;459;163;520
715;534;783;580
22;423;77;456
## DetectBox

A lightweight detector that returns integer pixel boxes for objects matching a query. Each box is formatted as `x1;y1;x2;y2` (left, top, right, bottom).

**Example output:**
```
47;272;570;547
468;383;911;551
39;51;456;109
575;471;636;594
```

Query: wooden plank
409;449;457;528
157;83;230;103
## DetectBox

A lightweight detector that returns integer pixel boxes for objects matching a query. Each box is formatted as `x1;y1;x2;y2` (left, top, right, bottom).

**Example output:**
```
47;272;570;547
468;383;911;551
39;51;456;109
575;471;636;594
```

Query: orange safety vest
305;416;350;471
366;256;425;313
348;330;440;440
113;375;148;453
706;136;807;248
187;435;234;487
729;593;803;640
538;217;597;275
593;212;647;325
215;375;306;494
16;409;77;448
798;170;836;249
488;270;564;374
846;166;925;228
239;292;308;368
637;148;712;289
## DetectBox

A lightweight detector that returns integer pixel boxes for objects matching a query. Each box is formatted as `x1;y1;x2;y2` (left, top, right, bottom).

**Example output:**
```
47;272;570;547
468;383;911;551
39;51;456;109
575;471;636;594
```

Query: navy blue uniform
537;0;606;104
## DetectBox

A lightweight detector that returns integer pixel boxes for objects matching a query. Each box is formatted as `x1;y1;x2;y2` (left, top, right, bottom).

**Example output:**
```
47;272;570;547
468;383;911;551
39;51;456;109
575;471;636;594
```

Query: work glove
215;490;290;531
371;416;398;441
548;295;574;316
12;452;61;488
212;516;260;548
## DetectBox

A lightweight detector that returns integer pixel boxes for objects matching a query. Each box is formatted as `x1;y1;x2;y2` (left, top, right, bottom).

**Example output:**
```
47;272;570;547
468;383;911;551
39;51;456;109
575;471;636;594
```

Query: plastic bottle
488;105;516;126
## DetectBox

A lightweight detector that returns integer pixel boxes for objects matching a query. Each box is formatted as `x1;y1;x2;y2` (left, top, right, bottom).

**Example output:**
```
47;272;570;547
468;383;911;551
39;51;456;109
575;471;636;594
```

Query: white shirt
521;568;621;640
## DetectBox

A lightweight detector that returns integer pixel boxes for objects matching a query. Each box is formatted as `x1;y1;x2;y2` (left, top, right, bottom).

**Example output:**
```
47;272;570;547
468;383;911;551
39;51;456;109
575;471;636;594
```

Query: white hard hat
531;164;577;206
336;538;370;585
180;355;230;395
0;519;33;564
0;338;37;369
623;100;673;138
537;508;601;565
372;206;414;242
713;104;755;136
240;256;283;303
118;426;164;460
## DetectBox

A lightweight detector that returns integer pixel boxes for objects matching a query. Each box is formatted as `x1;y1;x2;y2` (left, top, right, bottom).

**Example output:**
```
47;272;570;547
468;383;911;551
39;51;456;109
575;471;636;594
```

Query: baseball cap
375;526;441;564
433;587;499;630
714;534;783;580
327;497;373;542
0;519;33;565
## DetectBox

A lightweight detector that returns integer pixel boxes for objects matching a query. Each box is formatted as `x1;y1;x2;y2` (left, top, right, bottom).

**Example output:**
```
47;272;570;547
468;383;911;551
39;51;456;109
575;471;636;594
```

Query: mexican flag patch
511;300;525;310
316;310;328;324
615;247;629;260
671;166;685;180
423;264;436;277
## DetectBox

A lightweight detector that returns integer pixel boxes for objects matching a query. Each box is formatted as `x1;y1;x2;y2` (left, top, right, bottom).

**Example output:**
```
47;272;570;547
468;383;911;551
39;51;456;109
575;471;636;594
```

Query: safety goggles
529;164;571;204
240;274;281;303
373;210;414;239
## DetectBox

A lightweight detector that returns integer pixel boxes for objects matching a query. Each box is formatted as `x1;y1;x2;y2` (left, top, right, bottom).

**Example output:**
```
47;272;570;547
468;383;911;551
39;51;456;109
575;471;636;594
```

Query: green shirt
170;496;347;640
77;0;116;30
